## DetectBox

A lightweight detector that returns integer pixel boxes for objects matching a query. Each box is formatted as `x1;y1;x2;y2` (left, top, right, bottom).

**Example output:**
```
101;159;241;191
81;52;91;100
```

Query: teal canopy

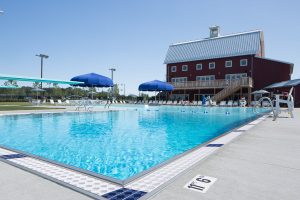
0;74;84;85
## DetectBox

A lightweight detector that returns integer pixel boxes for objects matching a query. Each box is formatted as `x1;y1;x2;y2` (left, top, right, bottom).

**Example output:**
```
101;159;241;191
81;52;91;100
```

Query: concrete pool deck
0;108;299;199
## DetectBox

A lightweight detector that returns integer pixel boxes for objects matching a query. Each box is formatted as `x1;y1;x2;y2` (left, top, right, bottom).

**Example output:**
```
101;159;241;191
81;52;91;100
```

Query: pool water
0;106;263;180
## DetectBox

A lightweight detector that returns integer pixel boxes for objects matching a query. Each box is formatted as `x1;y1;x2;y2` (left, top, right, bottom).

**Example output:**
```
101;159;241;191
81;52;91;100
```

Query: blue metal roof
265;79;300;89
164;30;262;64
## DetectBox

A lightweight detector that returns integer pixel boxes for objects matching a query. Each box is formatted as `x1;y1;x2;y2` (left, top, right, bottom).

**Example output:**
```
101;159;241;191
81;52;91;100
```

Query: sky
0;0;299;95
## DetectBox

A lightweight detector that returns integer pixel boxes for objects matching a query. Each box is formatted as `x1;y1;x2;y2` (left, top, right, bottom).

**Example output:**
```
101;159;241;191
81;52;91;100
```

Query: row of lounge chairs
133;100;246;107
31;99;128;106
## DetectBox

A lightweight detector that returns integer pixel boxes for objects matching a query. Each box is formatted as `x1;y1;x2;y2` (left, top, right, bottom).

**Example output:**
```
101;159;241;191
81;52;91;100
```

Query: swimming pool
0;106;263;181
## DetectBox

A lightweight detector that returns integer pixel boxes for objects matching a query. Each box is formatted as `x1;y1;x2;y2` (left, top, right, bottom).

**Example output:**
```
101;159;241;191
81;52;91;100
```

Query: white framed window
225;60;232;68
240;59;248;66
171;66;177;72
182;65;188;71
196;64;202;70
225;73;247;80
171;77;188;82
196;75;215;81
209;62;215;69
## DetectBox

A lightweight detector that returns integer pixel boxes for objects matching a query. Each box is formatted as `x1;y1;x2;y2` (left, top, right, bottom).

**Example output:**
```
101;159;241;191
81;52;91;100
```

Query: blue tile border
102;188;147;200
206;144;224;147
0;153;27;160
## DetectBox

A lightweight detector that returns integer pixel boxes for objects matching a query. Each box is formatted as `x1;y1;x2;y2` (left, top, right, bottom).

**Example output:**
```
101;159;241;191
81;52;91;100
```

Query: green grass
0;106;64;111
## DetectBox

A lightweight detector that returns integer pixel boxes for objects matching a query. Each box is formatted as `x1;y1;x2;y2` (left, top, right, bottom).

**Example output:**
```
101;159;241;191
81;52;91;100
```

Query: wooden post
248;87;252;105
240;88;242;99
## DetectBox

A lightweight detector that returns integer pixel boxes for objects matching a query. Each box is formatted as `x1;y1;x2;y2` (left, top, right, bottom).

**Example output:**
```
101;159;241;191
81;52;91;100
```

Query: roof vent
209;26;220;38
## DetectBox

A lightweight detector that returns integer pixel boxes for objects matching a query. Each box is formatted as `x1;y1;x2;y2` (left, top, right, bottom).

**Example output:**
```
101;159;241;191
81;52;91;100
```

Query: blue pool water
0;106;263;180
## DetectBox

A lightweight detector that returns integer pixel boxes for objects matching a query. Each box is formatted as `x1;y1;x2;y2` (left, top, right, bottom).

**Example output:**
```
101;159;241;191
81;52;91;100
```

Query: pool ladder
253;97;277;121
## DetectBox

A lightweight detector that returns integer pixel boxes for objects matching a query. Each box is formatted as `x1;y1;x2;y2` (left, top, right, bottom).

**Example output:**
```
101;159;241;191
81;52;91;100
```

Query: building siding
252;57;292;90
167;55;253;82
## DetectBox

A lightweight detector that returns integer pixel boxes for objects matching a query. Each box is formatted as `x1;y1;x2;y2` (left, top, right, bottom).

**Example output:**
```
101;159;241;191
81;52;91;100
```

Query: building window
240;59;248;66
182;65;188;71
196;75;215;81
225;73;247;80
225;60;232;68
196;64;202;70
209;62;215;69
171;77;188;82
171;66;177;72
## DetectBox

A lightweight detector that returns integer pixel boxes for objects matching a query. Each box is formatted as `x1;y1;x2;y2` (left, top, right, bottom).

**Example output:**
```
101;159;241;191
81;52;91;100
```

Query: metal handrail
169;77;253;89
253;97;276;121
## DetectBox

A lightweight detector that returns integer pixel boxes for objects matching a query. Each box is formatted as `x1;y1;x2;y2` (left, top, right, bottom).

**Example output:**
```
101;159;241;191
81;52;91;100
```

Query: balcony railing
169;77;253;90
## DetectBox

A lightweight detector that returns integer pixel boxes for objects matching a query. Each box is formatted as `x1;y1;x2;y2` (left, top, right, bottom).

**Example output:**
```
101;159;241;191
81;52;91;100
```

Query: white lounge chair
219;101;226;106
50;99;55;105
57;99;63;105
233;101;239;107
227;100;233;107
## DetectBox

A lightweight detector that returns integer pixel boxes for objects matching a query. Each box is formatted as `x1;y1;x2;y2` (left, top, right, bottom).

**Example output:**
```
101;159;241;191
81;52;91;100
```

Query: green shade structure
0;74;84;85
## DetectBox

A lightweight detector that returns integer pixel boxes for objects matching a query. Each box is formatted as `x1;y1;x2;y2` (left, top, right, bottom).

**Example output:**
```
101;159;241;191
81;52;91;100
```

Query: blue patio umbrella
138;80;174;101
70;73;113;99
138;80;174;92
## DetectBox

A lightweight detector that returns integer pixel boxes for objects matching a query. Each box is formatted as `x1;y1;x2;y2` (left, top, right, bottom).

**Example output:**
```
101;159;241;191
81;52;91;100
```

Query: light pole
108;68;116;99
36;54;49;88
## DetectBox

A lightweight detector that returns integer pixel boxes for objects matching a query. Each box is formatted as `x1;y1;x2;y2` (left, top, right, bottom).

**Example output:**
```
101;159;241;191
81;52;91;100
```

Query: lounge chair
227;100;233;107
233;101;239;107
57;99;63;105
50;99;55;105
198;101;202;106
219;101;226;106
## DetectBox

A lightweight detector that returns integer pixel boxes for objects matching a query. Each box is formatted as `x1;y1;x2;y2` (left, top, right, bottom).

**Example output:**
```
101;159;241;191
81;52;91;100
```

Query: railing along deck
169;77;253;90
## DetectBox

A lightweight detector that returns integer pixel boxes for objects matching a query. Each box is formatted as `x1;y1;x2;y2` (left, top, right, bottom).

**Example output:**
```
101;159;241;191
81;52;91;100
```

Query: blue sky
0;0;299;94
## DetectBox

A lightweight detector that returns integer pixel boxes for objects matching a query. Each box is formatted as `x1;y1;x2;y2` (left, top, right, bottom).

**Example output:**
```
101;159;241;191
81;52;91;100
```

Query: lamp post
108;68;116;99
36;54;49;88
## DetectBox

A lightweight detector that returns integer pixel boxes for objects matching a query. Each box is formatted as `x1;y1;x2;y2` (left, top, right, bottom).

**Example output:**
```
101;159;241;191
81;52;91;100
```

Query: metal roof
0;74;84;85
265;79;300;89
164;30;262;64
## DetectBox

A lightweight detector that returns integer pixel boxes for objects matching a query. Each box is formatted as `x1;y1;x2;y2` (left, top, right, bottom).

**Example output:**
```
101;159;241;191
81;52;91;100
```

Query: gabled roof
265;79;300;89
164;30;263;64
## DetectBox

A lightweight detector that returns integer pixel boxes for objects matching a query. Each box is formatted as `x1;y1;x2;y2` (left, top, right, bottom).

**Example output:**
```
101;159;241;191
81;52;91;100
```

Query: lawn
0;102;65;111
0;105;64;111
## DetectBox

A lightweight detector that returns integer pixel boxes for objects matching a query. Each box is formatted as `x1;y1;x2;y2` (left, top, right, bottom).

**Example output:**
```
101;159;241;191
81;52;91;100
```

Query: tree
32;82;41;88
4;80;18;87
108;84;119;98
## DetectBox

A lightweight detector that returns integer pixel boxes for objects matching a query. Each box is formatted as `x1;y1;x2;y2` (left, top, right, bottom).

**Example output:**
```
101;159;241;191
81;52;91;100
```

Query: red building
164;26;294;103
